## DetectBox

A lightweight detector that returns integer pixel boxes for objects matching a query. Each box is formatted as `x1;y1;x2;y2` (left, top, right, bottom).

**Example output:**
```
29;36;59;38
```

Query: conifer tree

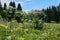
4;3;7;10
17;3;22;11
0;2;2;13
9;1;13;6
13;1;16;8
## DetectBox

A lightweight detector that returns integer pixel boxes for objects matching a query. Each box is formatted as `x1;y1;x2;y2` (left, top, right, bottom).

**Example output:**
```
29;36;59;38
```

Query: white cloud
1;0;32;6
1;0;24;7
1;0;32;10
1;0;11;7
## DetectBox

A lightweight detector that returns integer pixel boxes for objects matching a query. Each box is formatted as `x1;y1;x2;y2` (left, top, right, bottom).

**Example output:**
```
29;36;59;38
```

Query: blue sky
1;0;60;11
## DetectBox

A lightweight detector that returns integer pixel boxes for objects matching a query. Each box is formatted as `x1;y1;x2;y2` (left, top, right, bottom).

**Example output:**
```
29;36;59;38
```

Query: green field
41;23;60;40
0;22;60;40
0;0;60;40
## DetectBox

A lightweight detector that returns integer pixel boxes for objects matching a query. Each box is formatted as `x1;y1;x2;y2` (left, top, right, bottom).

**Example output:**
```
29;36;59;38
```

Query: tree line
0;1;60;23
43;4;60;23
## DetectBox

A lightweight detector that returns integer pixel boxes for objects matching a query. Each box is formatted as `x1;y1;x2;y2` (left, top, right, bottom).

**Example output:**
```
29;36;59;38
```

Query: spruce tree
0;2;2;13
9;1;13;6
17;3;22;11
13;1;16;8
12;1;16;18
4;3;7;10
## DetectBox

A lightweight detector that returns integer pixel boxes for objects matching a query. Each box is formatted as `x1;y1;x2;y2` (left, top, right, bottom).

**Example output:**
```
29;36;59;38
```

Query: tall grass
0;21;60;40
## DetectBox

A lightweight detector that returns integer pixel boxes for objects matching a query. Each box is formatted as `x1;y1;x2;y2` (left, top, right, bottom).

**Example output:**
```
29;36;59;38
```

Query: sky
1;0;60;11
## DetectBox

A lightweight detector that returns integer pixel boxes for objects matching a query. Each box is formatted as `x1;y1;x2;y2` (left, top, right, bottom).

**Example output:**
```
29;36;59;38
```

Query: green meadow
0;21;60;40
0;1;60;40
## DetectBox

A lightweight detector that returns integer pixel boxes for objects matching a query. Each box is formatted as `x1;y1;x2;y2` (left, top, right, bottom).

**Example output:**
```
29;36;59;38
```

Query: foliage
14;11;23;23
0;1;60;40
0;15;3;22
0;2;2;13
0;20;60;40
43;4;60;23
1;10;8;20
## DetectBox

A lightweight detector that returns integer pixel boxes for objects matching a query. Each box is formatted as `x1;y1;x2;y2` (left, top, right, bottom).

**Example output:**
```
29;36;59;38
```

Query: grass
20;23;60;40
0;22;60;40
41;23;60;40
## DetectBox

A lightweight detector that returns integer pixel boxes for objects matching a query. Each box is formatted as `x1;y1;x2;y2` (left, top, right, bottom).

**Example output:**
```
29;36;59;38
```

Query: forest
0;1;60;40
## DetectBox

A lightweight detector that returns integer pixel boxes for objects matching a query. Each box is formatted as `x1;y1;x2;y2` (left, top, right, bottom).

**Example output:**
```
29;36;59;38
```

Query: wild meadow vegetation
0;1;60;40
